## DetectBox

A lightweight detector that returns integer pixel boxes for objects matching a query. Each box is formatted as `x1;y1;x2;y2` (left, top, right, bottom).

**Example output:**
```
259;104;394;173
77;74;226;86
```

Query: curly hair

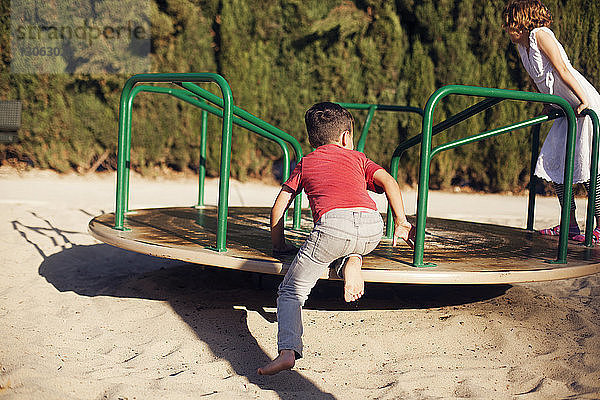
304;102;354;148
503;0;553;32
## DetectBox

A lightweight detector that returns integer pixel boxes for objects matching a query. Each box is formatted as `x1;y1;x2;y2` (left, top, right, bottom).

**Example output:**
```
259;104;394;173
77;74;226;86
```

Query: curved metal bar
390;98;504;162
429;115;551;158
356;105;376;153
582;109;600;246
414;85;577;267
527;124;541;230
336;103;424;113
524;109;563;230
116;73;233;252
128;85;292;206
127;85;207;207
384;98;504;238
199;109;208;206
177;82;304;231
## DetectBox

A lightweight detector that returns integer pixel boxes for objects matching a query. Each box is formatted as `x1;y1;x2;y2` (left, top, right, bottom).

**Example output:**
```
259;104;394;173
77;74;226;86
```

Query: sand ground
0;166;599;399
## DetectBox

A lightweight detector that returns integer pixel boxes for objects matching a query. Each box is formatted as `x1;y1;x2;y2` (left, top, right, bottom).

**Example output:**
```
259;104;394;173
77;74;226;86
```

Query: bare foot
343;255;364;302
257;349;295;375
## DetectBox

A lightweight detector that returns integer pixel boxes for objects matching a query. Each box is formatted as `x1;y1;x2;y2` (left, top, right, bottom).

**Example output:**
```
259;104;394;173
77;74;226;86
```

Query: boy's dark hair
304;102;354;148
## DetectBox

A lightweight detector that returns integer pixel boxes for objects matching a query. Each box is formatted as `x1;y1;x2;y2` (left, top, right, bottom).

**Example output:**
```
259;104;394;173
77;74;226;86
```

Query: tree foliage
1;0;599;192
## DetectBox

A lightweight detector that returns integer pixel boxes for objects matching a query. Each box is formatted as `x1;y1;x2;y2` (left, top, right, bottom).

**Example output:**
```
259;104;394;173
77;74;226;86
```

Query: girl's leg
540;183;580;237
582;173;600;225
553;182;578;225
577;175;600;242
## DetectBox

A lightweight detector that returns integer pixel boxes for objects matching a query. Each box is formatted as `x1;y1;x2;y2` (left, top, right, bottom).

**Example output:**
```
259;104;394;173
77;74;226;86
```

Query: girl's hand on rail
576;102;590;117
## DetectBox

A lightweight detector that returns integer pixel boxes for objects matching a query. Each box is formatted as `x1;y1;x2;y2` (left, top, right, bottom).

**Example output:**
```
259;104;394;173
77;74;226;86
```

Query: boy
258;102;414;375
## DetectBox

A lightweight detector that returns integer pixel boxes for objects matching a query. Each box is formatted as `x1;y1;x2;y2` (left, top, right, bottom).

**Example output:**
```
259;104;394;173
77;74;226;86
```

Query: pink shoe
572;227;600;244
539;224;581;239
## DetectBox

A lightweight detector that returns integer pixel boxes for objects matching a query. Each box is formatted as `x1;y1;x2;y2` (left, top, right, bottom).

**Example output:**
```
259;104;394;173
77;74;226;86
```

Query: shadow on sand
15;215;509;399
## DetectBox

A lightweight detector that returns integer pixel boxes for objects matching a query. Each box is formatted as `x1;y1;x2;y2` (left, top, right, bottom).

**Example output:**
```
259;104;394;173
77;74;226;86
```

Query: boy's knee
277;286;310;305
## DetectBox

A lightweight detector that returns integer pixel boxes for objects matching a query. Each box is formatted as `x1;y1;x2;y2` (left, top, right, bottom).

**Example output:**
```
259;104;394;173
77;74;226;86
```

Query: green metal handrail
115;73;234;252
413;85;577;267
336;103;424;153
177;82;304;231
128;85;213;206
128;85;293;209
198;107;208;206
583;109;600;247
527;124;541;231
386;105;562;235
386;97;504;238
429;115;551;157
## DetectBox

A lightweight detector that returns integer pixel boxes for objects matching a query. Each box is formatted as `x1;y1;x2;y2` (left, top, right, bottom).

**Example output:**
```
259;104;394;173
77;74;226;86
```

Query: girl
503;0;600;242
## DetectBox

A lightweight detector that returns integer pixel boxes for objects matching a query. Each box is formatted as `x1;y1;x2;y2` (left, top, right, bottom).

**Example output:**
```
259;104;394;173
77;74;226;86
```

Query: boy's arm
270;185;296;252
373;169;415;248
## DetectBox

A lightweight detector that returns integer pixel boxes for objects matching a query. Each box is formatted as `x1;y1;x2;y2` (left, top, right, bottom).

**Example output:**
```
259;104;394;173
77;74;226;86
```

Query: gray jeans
276;207;384;358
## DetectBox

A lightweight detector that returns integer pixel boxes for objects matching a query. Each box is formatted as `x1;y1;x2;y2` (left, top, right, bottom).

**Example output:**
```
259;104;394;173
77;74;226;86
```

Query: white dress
518;27;600;184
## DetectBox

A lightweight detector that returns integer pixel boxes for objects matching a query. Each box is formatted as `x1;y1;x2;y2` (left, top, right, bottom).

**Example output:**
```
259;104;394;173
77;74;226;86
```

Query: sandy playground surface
0;166;599;399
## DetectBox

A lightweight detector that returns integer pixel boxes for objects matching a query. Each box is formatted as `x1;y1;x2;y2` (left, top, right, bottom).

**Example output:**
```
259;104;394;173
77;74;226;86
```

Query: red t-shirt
283;144;384;222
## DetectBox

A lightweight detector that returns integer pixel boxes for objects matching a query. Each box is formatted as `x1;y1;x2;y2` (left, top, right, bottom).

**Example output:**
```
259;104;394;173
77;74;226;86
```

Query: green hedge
1;0;599;191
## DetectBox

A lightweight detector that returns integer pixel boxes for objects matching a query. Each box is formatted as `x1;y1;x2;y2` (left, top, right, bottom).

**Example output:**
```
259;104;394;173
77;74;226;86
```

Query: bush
2;0;599;192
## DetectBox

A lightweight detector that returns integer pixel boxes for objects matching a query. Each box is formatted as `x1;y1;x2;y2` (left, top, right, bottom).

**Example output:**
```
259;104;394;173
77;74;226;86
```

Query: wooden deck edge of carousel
88;215;600;285
362;264;600;285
